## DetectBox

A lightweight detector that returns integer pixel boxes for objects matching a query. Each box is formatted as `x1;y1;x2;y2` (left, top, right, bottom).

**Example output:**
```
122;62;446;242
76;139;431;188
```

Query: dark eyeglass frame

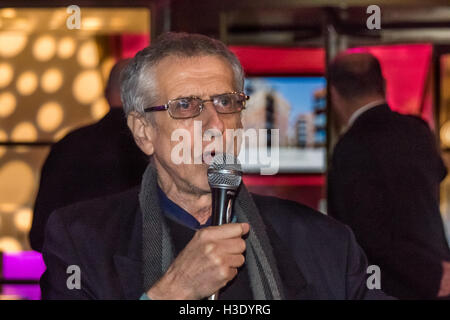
143;91;249;119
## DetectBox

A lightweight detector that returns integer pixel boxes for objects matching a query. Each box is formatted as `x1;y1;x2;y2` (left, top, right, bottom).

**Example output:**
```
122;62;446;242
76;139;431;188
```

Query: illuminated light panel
77;40;100;68
101;57;116;80
11;121;37;142
0;161;34;213
57;36;76;59
73;70;103;104
441;121;450;148
32;35;56;61
37;101;63;132
0;62;14;88
0;91;16;117
91;97;109;120
0;237;22;253
82;17;102;30
54;126;72;141
1;8;16;18
41;68;63;93
16;71;38;96
0;31;27;58
14;207;33;232
0;130;7;158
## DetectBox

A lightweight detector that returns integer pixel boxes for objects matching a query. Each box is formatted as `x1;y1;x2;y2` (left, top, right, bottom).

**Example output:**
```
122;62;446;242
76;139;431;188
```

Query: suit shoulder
251;193;350;240
50;186;140;232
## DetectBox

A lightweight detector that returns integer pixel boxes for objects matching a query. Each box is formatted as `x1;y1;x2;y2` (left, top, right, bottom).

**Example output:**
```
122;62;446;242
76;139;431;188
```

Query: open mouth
202;150;216;165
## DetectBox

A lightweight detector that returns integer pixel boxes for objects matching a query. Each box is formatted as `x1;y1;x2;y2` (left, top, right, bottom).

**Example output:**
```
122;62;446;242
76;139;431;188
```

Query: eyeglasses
143;92;249;119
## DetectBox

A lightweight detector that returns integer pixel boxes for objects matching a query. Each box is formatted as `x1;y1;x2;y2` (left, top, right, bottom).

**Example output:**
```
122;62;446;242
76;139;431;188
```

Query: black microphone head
207;153;242;190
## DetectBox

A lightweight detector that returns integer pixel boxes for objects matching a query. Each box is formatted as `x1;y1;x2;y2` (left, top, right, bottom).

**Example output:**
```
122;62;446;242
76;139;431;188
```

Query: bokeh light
73;70;103;104
54;126;72;141
14;207;33;232
77;40;100;68
41;68;63;93
0;237;22;252
91;97;110;120
0;91;16;118
0;160;34;213
11;122;37;142
1;8;17;18
0;130;7;158
0;62;14;88
101;57;116;80
81;17;102;30
57;36;76;59
441;121;450;148
0;31;27;57
32;35;56;61
16;71;38;96
37;101;64;132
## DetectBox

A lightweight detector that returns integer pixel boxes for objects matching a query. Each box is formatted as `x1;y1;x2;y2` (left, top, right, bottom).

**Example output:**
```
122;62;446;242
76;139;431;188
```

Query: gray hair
120;32;245;119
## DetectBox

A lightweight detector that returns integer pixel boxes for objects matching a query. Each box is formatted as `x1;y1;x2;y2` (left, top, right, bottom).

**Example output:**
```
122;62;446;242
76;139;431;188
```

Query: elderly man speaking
40;33;388;300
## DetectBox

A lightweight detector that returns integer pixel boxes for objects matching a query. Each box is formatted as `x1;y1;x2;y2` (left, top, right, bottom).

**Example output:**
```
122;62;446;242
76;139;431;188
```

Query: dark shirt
158;188;253;300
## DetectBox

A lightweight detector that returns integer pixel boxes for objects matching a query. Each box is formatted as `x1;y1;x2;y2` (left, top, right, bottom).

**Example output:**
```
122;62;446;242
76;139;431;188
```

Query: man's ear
127;112;155;156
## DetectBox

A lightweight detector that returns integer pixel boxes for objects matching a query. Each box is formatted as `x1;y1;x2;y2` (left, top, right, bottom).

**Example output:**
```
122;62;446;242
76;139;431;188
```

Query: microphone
207;153;242;300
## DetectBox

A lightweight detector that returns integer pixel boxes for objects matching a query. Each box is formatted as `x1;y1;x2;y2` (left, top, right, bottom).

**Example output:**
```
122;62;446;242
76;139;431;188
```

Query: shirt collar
157;186;212;230
348;99;386;127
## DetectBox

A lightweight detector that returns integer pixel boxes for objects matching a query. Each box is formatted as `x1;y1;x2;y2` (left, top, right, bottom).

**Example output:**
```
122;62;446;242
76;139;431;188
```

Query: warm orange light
0;91;16;117
0;160;34;213
0;62;14;88
11;122;37;142
73;70;103;104
91;97;109;120
441;121;450;148
14;207;33;232
41;68;63;93
0;130;7;158
16;71;38;96
0;237;22;252
77;40;100;68
1;8;16;18
0;31;27;57
37;101;64;132
33;35;56;61
57;36;76;59
101;57;116;80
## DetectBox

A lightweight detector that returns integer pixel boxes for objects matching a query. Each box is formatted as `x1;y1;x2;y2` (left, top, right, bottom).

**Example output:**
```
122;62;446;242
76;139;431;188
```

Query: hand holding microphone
146;153;248;300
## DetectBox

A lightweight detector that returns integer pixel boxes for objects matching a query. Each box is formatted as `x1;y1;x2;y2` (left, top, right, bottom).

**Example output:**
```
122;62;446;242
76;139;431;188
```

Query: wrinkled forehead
154;55;235;98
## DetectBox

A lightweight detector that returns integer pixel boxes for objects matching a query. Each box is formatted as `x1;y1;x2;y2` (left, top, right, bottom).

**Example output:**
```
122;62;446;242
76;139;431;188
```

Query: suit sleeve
40;210;95;300
343;225;394;299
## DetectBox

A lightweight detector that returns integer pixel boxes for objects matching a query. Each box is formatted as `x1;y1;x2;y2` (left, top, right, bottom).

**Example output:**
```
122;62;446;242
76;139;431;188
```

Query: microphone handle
208;187;236;300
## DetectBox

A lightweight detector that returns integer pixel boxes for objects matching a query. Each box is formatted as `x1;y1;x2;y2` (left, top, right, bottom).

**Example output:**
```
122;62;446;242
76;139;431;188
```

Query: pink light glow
2;251;45;280
347;44;433;122
229;46;325;75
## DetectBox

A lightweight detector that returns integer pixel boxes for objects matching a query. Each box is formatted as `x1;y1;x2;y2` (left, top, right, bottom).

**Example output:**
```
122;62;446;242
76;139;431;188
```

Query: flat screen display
238;76;326;174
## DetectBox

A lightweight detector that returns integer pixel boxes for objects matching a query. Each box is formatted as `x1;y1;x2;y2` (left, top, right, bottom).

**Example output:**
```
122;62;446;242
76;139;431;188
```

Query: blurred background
0;0;449;299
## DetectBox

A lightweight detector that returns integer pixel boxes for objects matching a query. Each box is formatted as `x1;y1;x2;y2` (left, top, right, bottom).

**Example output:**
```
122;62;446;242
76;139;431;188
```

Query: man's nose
201;101;225;134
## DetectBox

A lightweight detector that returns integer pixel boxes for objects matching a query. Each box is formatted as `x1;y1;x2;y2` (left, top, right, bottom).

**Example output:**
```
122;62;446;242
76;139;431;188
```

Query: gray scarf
139;164;284;300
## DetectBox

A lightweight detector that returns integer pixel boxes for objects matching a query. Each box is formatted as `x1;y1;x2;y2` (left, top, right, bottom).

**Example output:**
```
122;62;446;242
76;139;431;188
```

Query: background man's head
105;59;131;108
120;32;245;195
328;52;385;125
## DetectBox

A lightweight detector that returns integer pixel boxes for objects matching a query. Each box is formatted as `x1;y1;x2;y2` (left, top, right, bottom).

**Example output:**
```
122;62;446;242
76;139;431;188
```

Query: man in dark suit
327;52;450;299
40;33;389;300
30;60;148;252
